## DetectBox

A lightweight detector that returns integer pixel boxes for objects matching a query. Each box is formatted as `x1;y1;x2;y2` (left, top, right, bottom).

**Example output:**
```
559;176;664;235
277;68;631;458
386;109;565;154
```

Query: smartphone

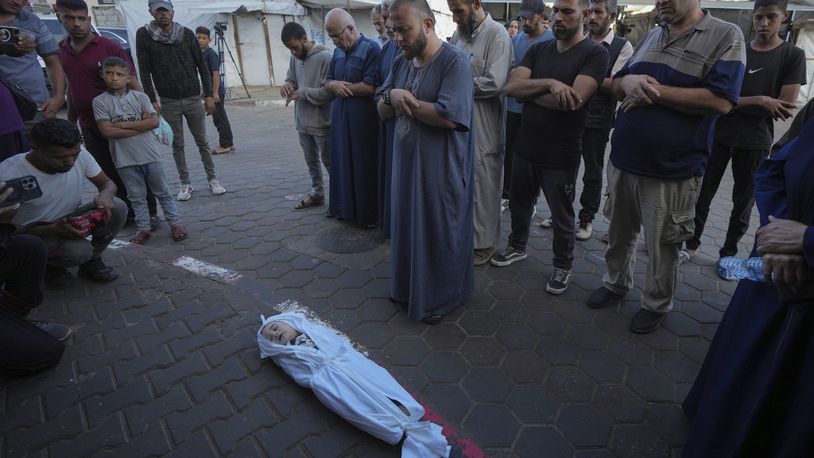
0;176;42;208
0;26;21;45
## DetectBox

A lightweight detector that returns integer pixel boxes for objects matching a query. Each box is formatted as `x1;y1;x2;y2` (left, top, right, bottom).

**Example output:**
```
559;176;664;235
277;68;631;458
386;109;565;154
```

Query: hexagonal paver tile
507;385;559;424
460;337;506;367
680;301;723;324
459;311;500;336
486;281;526;301
593;384;646;423
536;336;580;366
420;352;469;383
421;384;472;423
382;336;430;366
501;350;548;383
527;312;568;336
514;427;573;458
350;322;395;349
610;425;671;458
335;270;374;288
490;300;529;323
256;263;292;280
678;337;710;364
386;312;426;335
288;254;322;270
626;367;676;402
389;365;429;393
546;366;595;403
277;270;315;288
654;351;700;383
362;279;390;298
578;351;625;383
302;279;340;298
574;451;617;458
567;324;610;350
462;404;520;448
462;367;513;403
495;323;538;350
462;292;495;310
355;299;399;322
608;338;654;366
328;289;368;309
313;262;345;279
556;404;612;447
701;291;732;312
423;324;467;351
645;404;690;447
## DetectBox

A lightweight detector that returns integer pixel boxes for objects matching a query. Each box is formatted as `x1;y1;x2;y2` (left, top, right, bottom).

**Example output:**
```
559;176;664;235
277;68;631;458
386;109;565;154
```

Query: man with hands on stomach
587;0;746;334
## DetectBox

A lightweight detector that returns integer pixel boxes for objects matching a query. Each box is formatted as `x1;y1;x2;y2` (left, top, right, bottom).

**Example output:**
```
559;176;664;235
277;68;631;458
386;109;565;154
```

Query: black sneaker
630;309;666;334
490;246;527;267
587;286;624;309
77;258;119;283
546;268;572;295
29;319;72;341
45;266;75;290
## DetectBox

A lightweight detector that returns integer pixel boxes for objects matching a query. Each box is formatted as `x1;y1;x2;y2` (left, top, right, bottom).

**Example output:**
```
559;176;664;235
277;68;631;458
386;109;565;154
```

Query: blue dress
682;116;814;457
377;40;400;239
382;43;475;321
327;35;381;226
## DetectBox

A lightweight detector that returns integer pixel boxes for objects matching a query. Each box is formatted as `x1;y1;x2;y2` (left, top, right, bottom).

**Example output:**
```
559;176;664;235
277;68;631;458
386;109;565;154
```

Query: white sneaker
539;217;552;229
208;179;226;195
576;221;593;241
177;184;193;201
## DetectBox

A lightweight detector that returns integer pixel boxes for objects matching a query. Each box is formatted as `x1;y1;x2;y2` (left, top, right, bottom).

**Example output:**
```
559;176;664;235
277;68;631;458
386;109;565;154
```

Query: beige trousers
602;163;701;313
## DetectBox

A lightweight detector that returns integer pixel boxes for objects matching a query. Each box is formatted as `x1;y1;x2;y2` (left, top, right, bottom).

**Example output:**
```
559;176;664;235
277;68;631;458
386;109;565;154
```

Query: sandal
474;248;495;266
295;196;324;210
130;230;151;245
170;223;188;242
421;314;444;325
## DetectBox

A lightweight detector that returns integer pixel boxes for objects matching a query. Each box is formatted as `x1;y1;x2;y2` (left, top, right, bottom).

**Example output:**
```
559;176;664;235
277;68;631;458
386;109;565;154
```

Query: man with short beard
376;0;400;238
447;0;513;266
371;4;388;47
501;0;553;210
588;0;745;333
492;0;607;297
571;0;632;241
378;0;474;324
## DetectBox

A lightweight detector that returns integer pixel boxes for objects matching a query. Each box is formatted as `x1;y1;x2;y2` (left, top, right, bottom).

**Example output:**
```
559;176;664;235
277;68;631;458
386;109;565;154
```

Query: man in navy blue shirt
197;26;234;155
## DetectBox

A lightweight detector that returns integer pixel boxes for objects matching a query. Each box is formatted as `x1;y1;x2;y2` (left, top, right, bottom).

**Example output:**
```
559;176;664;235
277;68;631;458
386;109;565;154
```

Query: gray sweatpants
161;96;216;184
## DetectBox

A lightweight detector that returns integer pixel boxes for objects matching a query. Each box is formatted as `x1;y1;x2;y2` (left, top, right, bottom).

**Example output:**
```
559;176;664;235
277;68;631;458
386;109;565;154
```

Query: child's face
197;33;211;49
261;321;299;344
102;65;130;91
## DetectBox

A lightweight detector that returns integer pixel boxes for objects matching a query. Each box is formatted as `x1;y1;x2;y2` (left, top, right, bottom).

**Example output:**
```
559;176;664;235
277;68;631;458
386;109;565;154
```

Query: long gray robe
450;14;513;250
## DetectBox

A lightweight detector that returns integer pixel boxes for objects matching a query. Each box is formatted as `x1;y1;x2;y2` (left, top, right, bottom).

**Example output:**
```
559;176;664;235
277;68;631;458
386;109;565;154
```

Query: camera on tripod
214;21;227;34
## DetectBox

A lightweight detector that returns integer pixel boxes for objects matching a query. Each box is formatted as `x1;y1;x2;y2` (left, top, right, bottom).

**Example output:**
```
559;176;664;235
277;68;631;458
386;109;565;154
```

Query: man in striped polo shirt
587;0;746;333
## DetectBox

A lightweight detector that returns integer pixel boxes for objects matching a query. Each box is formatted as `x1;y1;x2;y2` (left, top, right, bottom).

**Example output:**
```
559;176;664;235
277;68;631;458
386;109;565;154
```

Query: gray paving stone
501;350;549;383
557;403;612;447
579;351;626;383
459;310;500;336
350;321;395;349
527;312;569;336
462;367;513;403
462;404;519;448
507;385;560;424
536;336;581;366
382;336;430;366
514;426;573;458
568;324;610;350
420;384;472;424
546;366;596;403
460;337;506;367
424;323;467;350
495;323;539;350
421;352;470;383
593;384;646;423
611;425;671;458
654;351;701;383
627;367;677;403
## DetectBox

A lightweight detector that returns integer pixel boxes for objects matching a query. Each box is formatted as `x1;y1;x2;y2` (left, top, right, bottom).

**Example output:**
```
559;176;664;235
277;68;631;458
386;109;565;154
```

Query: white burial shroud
257;312;451;458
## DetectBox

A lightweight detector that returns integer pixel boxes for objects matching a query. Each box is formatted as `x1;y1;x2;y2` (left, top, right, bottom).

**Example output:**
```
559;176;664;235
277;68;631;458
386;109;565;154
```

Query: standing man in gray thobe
447;0;513;266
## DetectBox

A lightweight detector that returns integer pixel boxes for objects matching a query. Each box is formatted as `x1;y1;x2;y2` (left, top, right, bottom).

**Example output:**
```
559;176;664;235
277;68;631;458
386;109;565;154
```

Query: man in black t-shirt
683;0;806;267
490;0;608;295
197;26;235;155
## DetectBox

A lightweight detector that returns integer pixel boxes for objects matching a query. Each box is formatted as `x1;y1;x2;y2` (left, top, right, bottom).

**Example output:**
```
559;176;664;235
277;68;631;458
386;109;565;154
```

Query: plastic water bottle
717;256;764;282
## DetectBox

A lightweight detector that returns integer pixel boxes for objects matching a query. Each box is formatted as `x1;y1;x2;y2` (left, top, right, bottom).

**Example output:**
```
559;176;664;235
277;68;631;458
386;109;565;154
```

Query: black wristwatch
383;89;392;106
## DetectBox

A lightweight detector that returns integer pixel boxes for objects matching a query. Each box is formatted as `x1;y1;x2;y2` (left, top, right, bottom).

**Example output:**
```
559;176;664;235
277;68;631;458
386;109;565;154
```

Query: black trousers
82;126;156;216
687;142;768;257
578;127;611;222
212;101;234;148
502;111;522;199
508;154;577;269
0;234;64;375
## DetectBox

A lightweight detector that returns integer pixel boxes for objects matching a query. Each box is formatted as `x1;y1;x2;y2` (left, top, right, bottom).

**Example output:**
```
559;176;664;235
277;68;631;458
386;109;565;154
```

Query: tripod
214;26;251;100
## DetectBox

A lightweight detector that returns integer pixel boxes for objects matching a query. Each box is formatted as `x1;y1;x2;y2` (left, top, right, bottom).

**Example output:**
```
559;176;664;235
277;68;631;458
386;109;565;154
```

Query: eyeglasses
328;25;350;41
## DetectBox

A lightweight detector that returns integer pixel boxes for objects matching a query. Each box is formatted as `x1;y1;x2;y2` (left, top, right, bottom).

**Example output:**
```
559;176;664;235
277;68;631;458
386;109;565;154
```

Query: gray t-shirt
92;90;162;168
0;149;101;226
0;9;60;106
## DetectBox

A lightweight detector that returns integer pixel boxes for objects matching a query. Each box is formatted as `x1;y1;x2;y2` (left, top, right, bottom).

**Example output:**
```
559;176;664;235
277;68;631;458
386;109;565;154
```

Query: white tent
116;0;378;93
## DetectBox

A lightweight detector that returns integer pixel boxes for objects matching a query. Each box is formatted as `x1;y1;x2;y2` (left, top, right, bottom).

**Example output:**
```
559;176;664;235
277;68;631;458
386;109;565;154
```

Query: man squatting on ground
588;0;746;333
683;0;805;266
280;22;334;210
491;0;608;296
447;0;513;266
136;0;226;201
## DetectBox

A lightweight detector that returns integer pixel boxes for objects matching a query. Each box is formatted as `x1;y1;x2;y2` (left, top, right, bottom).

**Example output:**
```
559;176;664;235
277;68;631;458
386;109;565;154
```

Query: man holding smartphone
0;0;66;138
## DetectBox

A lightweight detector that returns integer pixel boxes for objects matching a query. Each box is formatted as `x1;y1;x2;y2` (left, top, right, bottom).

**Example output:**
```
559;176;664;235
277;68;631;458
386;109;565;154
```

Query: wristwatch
383;89;392;106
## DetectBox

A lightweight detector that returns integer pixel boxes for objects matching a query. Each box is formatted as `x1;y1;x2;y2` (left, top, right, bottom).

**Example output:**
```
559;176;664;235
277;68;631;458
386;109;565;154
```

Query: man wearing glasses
324;8;381;227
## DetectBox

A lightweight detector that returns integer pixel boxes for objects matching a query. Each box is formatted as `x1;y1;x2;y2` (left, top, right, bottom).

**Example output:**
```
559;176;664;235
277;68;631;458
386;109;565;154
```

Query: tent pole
261;15;277;86
233;15;246;83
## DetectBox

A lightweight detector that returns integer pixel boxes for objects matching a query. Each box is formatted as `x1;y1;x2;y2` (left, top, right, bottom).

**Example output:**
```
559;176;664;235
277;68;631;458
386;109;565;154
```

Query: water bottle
717;256;764;282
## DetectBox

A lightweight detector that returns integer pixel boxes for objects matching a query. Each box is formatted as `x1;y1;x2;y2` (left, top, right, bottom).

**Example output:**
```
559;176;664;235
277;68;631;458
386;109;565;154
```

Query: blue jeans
118;162;180;230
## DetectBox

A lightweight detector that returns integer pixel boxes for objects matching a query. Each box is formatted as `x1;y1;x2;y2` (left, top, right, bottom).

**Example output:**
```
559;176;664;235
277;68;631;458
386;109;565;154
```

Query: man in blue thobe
324;8;381;226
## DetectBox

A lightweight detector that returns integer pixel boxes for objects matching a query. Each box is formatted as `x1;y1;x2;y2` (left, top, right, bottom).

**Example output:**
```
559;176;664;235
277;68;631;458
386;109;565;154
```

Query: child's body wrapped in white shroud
257;312;451;457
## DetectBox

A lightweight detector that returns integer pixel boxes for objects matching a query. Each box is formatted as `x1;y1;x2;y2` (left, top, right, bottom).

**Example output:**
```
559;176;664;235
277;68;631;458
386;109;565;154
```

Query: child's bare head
261;321;300;344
